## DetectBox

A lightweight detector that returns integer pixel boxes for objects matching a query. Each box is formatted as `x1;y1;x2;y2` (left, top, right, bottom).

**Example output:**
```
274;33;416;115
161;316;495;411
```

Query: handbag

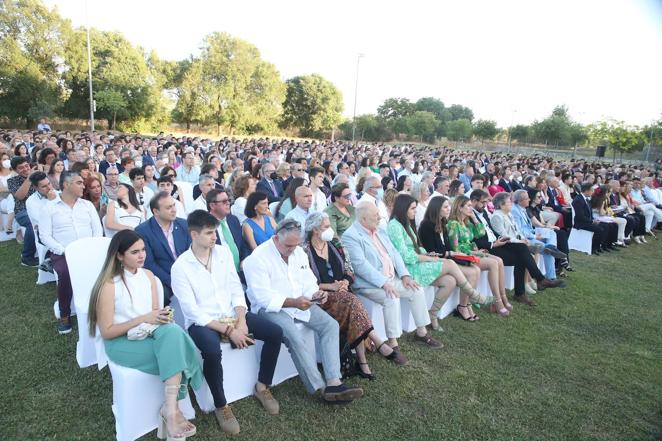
451;254;481;266
127;323;160;340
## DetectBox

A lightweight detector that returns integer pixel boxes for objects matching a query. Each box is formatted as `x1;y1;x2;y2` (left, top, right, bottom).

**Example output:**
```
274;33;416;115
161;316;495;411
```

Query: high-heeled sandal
454;304;478;321
158;387;196;440
458;281;495;305
490;301;510;316
355;361;376;381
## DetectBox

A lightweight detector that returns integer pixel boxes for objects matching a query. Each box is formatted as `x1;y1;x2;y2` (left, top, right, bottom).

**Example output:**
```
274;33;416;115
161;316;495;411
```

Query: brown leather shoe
414;332;444;349
385;348;409;366
513;294;536;306
215;405;240;435
537;278;565;290
254;386;279;415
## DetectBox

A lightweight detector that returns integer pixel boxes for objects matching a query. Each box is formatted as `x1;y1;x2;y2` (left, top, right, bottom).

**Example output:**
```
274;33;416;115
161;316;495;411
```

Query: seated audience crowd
1;128;661;439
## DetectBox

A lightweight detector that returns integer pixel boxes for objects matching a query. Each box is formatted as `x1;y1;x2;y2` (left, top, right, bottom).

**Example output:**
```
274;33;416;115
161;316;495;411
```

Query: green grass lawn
1;239;661;441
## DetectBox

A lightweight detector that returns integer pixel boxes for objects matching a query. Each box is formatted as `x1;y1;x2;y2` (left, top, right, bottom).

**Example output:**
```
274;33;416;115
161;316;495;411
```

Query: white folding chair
568;206;593;254
36;235;57;285
174;181;195;214
67;236;112;368
356;294;387;341
503;266;515;290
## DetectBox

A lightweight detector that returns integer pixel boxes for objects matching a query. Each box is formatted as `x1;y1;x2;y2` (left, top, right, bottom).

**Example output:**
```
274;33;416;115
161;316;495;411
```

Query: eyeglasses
211;199;230;205
275;219;301;234
341;194;352;200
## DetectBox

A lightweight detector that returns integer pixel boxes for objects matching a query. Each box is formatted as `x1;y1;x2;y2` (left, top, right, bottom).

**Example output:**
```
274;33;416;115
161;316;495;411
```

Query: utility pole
86;0;95;132
351;53;364;144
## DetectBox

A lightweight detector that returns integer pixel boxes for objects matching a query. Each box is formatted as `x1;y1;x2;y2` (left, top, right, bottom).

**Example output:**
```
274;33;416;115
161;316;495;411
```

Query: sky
44;0;662;128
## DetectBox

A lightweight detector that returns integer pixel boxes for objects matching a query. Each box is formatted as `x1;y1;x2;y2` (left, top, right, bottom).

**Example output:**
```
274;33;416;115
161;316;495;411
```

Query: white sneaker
525;283;537;295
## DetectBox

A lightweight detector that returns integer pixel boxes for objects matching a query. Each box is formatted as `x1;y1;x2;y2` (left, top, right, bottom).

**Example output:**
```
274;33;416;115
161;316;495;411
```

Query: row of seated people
11;153;660;439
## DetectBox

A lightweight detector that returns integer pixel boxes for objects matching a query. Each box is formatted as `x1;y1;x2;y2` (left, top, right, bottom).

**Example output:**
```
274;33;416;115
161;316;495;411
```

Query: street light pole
351;53;364;144
86;0;95;132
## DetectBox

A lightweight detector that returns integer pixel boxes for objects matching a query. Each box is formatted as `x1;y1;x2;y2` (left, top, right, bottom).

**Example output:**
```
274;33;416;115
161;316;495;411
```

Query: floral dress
447;219;486;255
386;219;442;287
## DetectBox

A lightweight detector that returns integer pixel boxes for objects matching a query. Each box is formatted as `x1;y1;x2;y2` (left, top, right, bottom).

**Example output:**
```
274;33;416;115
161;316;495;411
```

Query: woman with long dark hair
88;230;202;440
387;194;492;330
242;191;276;250
105;183;145;235
418;196;482;321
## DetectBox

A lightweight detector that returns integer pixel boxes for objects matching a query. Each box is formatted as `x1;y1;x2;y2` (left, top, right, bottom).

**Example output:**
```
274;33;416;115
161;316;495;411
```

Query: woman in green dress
88;230;203;440
387;194;493;330
324;183;356;243
447;196;512;316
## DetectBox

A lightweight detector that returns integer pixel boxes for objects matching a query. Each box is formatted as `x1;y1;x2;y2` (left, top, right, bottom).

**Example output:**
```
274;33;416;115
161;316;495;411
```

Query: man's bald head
295;186;313;210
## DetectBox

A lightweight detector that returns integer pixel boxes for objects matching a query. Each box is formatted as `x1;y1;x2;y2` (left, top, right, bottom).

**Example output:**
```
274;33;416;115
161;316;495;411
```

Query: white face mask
320;227;335;242
2;159;10;169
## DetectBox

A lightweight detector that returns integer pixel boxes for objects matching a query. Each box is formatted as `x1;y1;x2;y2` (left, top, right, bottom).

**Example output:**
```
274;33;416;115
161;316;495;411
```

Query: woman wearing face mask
303;212;408;379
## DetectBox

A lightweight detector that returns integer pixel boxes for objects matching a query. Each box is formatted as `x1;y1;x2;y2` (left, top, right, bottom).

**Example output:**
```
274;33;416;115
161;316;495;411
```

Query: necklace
312;239;327;255
192;247;212;271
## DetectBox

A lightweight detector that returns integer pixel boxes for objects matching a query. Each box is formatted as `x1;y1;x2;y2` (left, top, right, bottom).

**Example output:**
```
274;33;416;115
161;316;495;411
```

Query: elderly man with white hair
341;201;442;353
357;175;388;229
244;219;364;404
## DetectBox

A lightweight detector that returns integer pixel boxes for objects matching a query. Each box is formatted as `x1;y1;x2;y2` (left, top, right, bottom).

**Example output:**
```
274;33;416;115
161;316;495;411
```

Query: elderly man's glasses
275;219;301;234
211;198;230;205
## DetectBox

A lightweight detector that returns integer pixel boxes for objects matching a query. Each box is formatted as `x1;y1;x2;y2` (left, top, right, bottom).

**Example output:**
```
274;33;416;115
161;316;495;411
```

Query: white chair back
66;236;112;368
174;181;194;214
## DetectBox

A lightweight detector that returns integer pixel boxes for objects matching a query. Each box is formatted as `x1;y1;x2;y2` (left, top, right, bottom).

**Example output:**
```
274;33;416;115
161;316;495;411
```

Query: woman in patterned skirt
303;212;408;380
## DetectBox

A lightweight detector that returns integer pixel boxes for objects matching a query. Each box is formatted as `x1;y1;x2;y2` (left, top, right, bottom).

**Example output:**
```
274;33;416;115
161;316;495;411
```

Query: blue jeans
530;238;556;280
15;211;36;261
258;305;340;394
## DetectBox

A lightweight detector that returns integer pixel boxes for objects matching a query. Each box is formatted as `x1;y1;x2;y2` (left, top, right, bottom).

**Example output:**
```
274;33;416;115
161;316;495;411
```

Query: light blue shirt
178;166;200;185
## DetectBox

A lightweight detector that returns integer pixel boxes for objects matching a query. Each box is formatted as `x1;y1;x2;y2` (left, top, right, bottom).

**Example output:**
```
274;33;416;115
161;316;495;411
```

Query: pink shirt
367;228;395;279
160;221;176;258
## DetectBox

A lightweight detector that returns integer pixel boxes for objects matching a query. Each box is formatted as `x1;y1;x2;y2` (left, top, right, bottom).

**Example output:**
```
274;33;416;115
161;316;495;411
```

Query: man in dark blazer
255;162;283;203
571;183;617;253
206;188;250;284
136;191;191;305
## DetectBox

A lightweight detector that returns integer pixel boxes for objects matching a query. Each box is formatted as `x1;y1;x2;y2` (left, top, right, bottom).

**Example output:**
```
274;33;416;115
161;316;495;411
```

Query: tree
510;124;531;143
472;119;498;142
447;104;474;122
588;120;646;156
62;29;162;129
339;114;392;142
414;97;445;120
446;119;473;141
171;60;208;132
406;111;438;143
377;97;415;120
94;90;127;130
281;74;343;137
0;0;68;127
198;32;285;135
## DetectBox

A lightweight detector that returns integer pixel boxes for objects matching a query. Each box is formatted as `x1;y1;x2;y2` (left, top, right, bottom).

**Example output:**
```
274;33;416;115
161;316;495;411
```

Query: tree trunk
25;117;34;130
186;121;191;133
112;111;117;130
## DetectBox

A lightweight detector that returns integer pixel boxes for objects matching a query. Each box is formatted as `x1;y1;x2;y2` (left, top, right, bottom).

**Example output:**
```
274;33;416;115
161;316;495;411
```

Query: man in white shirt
244;219;364;404
157;177;187;219
129;168;154;214
26;172;58;232
308;167;328;212
192;174;214;212
39;171;103;334
430;176;450;199
284;186;313;242
171;210;282;435
358;176;388;230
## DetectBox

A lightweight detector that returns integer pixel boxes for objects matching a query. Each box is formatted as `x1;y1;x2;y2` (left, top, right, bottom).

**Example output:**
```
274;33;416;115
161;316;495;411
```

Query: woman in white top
230;174;256;224
0;153;15;233
105;183;145;236
411;181;430;229
88;230;202;440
